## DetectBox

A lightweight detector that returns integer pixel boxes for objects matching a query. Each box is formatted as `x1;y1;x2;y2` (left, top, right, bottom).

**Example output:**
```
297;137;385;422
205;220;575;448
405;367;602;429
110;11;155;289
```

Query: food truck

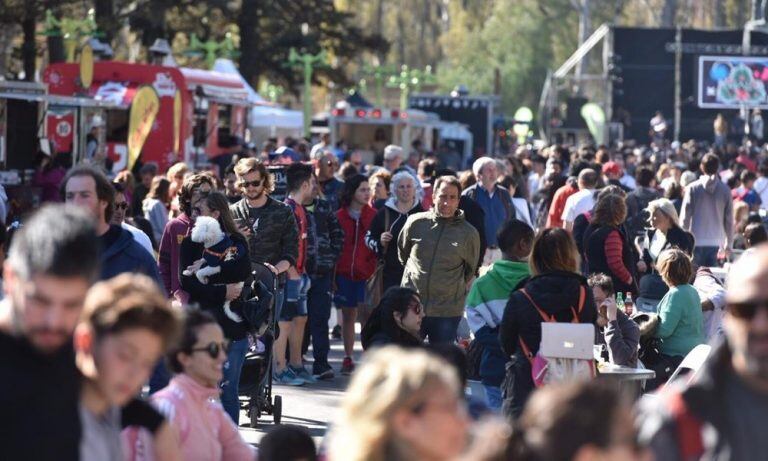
42;60;250;173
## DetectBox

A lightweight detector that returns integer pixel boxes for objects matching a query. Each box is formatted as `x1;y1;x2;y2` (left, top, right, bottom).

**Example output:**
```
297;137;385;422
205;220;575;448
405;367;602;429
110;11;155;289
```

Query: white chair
666;344;712;384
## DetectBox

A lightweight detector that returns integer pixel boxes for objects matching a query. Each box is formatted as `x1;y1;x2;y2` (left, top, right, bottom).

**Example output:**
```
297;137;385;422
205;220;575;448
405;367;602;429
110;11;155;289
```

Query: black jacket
641;226;696;269
230;197;299;268
306;198;344;276
179;232;252;340
499;271;597;417
459;196;487;271
625;186;660;238
365;198;424;290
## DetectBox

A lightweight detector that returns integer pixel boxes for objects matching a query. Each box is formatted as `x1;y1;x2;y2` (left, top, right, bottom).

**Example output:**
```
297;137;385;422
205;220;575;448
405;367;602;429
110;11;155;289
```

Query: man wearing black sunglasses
640;246;768;460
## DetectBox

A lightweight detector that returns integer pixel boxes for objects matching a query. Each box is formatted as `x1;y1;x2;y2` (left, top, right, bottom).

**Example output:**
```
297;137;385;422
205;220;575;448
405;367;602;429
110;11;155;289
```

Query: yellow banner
173;90;181;154
127;85;160;170
79;43;94;89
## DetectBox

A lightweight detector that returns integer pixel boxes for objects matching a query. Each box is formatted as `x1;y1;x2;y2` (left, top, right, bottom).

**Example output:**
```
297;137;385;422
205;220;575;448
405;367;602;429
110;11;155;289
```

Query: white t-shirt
561;189;595;224
754;176;768;210
121;222;154;256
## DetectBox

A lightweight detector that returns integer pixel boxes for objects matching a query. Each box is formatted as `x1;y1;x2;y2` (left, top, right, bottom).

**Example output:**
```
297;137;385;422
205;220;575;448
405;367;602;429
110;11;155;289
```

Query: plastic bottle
624;292;634;316
616;292;624;313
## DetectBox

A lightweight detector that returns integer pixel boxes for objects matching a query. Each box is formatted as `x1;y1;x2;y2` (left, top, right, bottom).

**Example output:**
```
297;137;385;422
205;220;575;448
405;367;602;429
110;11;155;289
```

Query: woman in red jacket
335;174;377;374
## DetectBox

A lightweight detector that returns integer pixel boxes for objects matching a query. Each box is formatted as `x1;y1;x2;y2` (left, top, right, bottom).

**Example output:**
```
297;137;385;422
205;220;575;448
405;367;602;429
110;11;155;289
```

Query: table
597;363;656;399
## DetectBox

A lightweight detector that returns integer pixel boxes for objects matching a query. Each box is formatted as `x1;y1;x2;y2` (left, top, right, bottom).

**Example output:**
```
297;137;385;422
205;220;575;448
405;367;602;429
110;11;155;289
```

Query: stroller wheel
249;404;260;428
273;395;282;425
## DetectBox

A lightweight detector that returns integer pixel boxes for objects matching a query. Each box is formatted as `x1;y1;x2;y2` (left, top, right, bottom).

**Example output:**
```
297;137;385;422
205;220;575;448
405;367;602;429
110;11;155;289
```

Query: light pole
387;65;436;111
287;24;326;138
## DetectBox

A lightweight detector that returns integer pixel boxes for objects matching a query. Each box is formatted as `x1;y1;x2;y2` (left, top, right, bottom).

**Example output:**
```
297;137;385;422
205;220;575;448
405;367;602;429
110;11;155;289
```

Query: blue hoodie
100;225;162;291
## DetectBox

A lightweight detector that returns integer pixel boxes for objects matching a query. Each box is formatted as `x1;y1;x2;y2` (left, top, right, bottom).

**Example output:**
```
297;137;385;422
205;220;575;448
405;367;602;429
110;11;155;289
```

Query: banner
698;56;768;109
79;43;94;89
173;90;181;154
127;85;160;170
580;103;606;144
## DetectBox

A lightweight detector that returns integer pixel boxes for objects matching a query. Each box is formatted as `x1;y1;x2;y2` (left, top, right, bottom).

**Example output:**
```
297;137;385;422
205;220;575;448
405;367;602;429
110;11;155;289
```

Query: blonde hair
166;162;189;182
328;346;460;461
646;198;680;227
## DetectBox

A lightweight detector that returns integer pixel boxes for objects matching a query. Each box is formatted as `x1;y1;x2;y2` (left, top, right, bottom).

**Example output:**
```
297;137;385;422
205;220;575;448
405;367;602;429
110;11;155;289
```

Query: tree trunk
396;0;406;65
94;0;116;43
713;0;726;27
239;0;261;88
661;0;678;27
21;6;36;81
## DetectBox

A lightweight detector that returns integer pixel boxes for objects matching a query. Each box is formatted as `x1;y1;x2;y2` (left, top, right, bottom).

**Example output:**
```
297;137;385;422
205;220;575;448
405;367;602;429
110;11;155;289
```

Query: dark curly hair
339;174;368;208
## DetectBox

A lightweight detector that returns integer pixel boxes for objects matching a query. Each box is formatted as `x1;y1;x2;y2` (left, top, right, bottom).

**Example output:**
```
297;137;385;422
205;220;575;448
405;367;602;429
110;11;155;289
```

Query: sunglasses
189;341;229;359
239;179;263;188
114;202;129;210
408;300;423;315
728;301;768;320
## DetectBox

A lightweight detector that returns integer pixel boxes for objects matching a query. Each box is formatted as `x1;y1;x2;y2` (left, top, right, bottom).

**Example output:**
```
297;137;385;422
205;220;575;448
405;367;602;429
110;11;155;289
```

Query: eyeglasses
408;300;423;315
239;179;263;188
189;341;229;359
728;301;768;320
114;202;129;210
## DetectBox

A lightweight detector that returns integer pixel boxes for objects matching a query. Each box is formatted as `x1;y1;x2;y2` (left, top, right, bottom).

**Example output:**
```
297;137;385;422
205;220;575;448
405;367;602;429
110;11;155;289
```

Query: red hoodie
335;205;377;281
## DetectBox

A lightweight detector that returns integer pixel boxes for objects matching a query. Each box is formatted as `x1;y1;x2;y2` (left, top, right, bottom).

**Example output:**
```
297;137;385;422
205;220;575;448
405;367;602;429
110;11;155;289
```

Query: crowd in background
2;124;768;461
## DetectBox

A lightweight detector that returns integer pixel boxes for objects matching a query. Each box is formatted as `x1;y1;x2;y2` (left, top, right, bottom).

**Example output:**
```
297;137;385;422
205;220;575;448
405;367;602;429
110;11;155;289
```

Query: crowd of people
2;130;768;460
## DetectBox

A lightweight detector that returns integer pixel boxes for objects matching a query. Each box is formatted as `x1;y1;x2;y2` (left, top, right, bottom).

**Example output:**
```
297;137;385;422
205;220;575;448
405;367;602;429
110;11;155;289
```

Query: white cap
90;115;105;129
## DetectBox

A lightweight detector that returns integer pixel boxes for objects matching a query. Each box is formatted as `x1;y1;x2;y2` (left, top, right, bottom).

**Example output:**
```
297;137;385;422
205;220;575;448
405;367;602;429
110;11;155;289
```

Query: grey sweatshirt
680;175;733;249
598;309;641;367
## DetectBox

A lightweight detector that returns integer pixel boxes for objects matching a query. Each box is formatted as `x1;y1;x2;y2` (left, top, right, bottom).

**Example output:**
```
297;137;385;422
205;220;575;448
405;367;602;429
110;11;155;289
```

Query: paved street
237;325;363;448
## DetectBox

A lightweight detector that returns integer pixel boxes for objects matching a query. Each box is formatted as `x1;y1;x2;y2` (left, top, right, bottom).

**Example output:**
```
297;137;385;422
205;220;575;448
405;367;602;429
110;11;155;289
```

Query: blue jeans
220;338;248;425
281;274;311;321
308;273;333;370
693;246;719;267
483;385;502;412
148;360;170;394
420;316;461;345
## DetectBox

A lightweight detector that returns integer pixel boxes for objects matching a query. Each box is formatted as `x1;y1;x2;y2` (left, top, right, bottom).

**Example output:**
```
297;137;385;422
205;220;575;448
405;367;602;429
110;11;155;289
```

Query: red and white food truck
42;61;249;173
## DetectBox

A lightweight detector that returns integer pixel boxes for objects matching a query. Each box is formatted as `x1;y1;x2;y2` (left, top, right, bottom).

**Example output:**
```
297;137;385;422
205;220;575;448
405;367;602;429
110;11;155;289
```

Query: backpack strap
667;391;705;459
520;289;556;322
570;285;586;323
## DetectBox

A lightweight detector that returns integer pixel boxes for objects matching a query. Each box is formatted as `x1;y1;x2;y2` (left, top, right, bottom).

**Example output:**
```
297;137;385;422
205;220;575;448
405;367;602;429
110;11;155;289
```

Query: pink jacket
152;374;255;461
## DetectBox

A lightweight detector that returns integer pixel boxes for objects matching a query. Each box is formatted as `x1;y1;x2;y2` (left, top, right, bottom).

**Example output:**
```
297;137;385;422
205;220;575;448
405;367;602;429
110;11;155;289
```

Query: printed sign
698;55;768;108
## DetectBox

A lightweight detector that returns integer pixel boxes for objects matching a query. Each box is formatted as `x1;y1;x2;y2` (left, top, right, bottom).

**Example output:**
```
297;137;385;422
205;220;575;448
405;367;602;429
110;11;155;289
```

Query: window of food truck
105;109;128;143
217;104;232;147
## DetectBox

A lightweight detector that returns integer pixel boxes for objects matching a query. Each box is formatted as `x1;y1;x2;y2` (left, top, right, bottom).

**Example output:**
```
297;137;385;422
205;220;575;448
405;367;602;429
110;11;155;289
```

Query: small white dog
183;216;244;323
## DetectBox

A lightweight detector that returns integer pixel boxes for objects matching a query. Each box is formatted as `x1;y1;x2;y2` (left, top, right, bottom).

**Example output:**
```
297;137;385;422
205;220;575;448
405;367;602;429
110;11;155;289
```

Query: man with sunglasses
315;151;343;212
640;246;768;460
111;182;154;255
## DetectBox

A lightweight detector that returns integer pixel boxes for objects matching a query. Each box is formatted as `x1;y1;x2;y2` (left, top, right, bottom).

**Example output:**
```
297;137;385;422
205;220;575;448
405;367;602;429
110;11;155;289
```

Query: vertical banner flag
127;85;160;170
173;90;182;154
79;43;94;89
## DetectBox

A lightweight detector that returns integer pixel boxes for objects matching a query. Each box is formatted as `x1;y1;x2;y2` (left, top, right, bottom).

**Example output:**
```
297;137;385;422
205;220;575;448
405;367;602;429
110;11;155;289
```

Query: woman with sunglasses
179;191;251;424
637;198;694;276
361;287;425;350
151;309;255;461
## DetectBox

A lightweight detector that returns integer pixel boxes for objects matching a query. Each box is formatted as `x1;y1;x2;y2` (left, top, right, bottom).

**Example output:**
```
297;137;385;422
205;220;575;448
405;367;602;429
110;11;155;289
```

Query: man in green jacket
465;219;533;411
398;176;480;344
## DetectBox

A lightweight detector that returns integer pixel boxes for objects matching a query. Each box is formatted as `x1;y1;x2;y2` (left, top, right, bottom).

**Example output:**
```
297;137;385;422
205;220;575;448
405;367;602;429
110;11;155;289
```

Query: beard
246;188;265;201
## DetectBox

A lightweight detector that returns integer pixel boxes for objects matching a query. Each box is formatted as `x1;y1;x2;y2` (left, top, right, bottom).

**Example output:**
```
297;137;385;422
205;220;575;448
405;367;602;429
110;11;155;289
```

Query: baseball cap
602;161;621;176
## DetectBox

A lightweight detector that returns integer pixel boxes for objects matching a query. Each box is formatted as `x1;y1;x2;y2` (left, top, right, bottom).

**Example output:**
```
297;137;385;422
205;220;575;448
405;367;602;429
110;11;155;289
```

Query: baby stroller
238;263;282;427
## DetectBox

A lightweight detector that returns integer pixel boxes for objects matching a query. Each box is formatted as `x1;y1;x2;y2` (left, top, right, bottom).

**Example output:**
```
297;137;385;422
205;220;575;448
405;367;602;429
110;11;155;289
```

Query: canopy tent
212;59;303;132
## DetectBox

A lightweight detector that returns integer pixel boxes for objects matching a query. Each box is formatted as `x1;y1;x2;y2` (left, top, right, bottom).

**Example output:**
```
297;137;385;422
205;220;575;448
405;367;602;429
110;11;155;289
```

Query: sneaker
341;357;355;375
331;325;342;340
312;363;335;380
290;365;318;384
273;367;304;386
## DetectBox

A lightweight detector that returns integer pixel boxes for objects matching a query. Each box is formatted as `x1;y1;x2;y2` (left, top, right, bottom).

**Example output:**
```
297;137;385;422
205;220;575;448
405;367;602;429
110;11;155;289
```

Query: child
75;274;180;461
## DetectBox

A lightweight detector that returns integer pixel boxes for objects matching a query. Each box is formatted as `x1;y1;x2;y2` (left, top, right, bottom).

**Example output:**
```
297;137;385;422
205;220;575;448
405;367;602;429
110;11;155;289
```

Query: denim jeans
220;337;249;425
148;360;170;394
308;273;333;370
693;246;719;268
281;274;311;321
483;385;503;412
420;316;461;345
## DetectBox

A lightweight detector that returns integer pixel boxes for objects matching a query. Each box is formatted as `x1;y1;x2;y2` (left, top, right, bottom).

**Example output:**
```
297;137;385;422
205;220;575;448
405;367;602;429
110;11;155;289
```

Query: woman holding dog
179;191;251;424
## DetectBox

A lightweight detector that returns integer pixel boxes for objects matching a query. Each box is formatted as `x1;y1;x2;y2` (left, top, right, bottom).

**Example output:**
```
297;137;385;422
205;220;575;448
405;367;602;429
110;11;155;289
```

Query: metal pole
303;59;312;139
674;25;682;143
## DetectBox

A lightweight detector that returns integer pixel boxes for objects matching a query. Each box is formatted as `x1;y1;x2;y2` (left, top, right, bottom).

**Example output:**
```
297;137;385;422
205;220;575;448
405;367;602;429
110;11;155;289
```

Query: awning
250;105;303;129
180;67;249;106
